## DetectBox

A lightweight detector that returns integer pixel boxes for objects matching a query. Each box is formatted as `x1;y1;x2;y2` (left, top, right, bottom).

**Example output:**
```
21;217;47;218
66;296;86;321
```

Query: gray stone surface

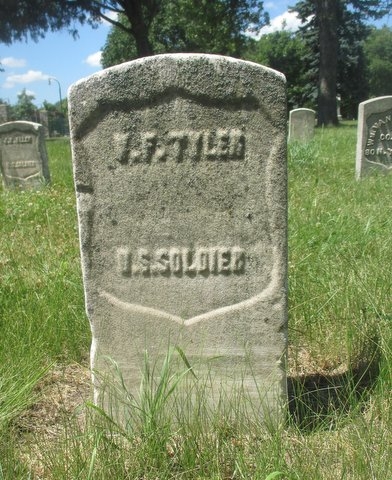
0;121;50;189
0;104;8;124
356;96;392;179
69;54;288;422
38;110;50;138
288;108;316;142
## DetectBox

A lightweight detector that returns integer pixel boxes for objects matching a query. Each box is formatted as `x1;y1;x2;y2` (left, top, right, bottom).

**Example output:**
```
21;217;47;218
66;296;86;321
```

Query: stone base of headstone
91;294;287;426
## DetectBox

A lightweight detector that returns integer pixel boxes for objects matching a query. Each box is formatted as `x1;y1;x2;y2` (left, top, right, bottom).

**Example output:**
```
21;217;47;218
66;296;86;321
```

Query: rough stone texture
288;108;316;143
69;54;287;422
356;96;392;179
38;110;50;138
0;104;8;124
0;121;50;189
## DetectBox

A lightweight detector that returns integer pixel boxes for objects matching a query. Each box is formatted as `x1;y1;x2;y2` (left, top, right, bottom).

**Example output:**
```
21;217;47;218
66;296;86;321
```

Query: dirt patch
17;361;92;439
18;346;358;439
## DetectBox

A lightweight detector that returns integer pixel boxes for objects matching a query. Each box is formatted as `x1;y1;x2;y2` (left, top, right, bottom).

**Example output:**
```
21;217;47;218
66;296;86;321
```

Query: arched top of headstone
69;54;286;139
0;120;42;131
290;108;316;113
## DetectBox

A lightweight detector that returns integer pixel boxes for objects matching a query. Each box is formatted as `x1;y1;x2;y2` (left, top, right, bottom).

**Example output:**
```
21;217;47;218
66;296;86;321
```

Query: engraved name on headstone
288;108;316;143
69;54;288;422
356;96;392;179
0;121;50;189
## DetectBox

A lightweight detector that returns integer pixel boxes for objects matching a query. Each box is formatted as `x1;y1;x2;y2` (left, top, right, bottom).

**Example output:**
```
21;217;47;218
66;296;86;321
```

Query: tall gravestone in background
356;96;392;179
0;121;50;189
69;54;288;422
0;104;8;124
288;108;316;143
38;110;50;138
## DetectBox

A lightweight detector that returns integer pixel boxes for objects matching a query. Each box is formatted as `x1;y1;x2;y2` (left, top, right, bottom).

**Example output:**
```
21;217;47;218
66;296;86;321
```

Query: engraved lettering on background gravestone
288;108;316;143
69;54;288;422
0;121;50;189
356;96;392;179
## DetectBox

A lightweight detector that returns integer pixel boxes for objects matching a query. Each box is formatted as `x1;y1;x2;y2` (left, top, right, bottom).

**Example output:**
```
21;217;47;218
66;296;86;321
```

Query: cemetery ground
0;123;391;479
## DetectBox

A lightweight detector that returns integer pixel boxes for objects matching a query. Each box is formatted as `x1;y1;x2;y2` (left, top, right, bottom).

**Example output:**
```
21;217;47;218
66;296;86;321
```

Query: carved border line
100;243;282;326
4;172;41;181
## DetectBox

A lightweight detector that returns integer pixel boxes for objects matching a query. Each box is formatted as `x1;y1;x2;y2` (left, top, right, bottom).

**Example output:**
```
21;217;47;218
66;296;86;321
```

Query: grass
0;124;392;478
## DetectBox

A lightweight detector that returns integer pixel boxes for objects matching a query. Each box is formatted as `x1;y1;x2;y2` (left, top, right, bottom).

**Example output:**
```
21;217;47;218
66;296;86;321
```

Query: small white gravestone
0;121;50;189
288;108;316;143
356;96;392;179
69;54;288;423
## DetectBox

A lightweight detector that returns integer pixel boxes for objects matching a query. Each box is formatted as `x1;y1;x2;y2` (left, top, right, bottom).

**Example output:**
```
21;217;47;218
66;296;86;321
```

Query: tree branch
90;0;124;14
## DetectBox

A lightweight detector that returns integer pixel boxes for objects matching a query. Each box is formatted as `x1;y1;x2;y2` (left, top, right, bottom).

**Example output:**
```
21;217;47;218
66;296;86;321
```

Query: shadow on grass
287;344;381;431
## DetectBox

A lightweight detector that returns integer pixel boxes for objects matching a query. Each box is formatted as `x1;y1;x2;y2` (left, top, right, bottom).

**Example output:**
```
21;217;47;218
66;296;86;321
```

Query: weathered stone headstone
288;108;316;142
355;96;392;179
0;104;9;124
69;54;288;422
38;110;50;138
0;121;50;189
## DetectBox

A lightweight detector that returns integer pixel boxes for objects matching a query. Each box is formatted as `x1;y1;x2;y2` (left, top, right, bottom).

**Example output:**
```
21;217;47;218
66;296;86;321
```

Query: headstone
356;96;392;179
0;121;50;189
336;95;342;120
288;108;316;143
0;104;9;124
69;54;288;423
38;110;50;138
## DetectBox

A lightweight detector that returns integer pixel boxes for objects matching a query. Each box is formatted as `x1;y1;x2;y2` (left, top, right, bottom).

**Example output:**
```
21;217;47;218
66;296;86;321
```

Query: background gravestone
336;95;342;120
0;104;8;124
288;108;316;143
38;110;50;138
69;54;288;422
0;121;50;189
356;96;392;179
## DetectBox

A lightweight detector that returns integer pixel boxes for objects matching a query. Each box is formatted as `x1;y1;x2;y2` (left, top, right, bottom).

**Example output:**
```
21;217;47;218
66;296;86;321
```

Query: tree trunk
123;0;154;57
316;0;339;126
132;22;154;57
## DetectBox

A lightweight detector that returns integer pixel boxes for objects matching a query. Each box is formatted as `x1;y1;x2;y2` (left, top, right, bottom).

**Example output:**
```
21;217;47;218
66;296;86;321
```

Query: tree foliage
293;0;392;125
0;0;267;59
10;89;37;121
245;30;313;111
0;0;163;56
336;7;370;118
101;14;138;67
42;100;68;135
364;26;392;97
102;0;268;67
0;0;98;44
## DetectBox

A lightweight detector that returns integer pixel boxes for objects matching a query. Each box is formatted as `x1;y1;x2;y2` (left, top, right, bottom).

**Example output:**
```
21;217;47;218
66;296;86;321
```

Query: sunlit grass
0;126;391;478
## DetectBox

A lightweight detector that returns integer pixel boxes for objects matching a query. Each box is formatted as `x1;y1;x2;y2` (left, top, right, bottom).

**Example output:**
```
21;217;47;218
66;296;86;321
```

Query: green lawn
0;125;391;478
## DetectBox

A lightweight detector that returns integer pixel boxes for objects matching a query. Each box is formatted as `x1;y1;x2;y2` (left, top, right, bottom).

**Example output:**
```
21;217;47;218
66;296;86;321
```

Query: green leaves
101;0;269;67
364;26;392;97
